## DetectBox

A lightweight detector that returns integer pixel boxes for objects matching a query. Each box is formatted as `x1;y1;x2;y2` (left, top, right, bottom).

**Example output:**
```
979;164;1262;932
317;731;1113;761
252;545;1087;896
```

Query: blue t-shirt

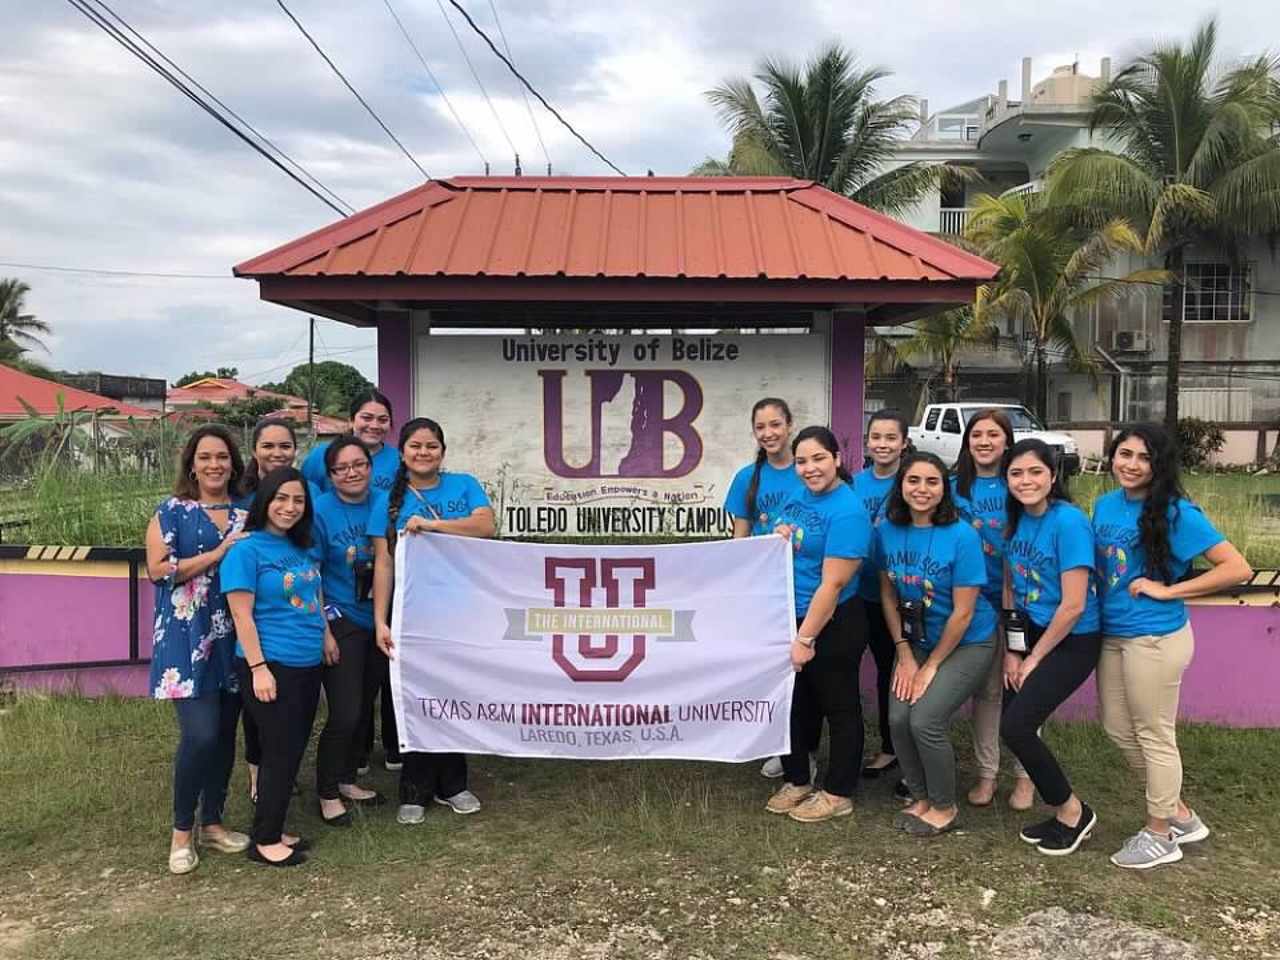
366;471;492;538
724;459;805;537
302;442;401;496
1005;501;1101;634
849;468;896;601
952;475;1008;607
876;520;997;649
775;484;873;618
1092;490;1224;637
221;530;325;667
312;491;376;629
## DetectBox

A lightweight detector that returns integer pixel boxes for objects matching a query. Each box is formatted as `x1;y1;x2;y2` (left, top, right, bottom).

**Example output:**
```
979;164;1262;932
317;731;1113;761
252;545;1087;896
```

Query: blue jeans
172;689;241;831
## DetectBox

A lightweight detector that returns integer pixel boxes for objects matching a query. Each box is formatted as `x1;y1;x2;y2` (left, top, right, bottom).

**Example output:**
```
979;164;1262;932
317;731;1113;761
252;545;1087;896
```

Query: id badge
323;603;341;623
898;599;925;645
1003;609;1028;653
354;560;375;603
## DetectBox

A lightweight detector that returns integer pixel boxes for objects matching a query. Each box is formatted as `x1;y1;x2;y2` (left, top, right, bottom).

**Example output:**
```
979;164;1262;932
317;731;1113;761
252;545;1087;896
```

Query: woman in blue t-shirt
370;418;496;824
1094;424;1251;870
311;435;385;825
767;426;873;824
998;439;1102;856
849;409;909;781
953;408;1034;811
724;397;807;780
301;389;400;496
878;452;997;837
223;467;329;868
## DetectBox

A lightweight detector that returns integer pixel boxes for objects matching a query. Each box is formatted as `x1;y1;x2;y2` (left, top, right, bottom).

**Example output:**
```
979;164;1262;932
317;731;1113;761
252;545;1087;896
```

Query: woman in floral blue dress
146;424;252;875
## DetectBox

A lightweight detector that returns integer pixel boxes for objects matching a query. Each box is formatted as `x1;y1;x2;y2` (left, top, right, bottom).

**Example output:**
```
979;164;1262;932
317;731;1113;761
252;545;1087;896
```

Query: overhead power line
0;260;232;280
486;0;551;173
274;0;431;180
434;0;519;162
62;0;352;217
444;0;627;176
382;0;489;173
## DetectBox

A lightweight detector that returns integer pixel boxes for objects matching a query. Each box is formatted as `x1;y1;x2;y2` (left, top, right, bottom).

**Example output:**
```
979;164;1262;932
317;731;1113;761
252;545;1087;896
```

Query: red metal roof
166;378;306;409
0;364;155;419
235;177;998;283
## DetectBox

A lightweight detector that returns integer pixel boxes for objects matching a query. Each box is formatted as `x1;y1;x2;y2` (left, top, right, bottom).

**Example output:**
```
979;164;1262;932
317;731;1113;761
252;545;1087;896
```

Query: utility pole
307;316;315;436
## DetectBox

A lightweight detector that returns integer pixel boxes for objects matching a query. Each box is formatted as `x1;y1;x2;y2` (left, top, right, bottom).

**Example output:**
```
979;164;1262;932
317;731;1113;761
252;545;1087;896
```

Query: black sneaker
1036;804;1097;857
1019;816;1059;845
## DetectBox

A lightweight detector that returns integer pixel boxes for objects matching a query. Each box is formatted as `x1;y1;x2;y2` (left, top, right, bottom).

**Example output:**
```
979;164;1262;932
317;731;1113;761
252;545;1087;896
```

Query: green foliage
890;306;999;400
261;360;371;417
173;366;238;387
698;43;972;216
1175;417;1228;469
0;277;52;357
197;395;289;430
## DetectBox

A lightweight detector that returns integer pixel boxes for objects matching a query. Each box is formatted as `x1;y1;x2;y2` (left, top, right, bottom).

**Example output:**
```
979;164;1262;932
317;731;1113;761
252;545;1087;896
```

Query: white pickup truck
907;403;1081;473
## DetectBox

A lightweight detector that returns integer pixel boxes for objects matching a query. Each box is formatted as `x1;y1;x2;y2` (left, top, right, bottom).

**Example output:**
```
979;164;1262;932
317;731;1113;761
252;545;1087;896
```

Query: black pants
862;598;895;756
400;752;467;806
316;619;371;800
1000;628;1103;807
359;647;401;764
782;597;867;798
236;659;321;846
242;705;262;767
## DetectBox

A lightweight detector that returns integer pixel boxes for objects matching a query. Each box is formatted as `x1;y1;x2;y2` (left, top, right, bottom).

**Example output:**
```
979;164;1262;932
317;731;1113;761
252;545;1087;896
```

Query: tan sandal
168;845;199;875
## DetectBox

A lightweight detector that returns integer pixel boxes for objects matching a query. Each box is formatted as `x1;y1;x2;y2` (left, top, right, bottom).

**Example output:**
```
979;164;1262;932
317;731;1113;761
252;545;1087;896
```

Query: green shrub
1175;417;1227;470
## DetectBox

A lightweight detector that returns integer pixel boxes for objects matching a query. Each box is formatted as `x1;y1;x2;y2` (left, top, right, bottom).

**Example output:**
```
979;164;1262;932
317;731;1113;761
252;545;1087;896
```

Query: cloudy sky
1;0;1274;387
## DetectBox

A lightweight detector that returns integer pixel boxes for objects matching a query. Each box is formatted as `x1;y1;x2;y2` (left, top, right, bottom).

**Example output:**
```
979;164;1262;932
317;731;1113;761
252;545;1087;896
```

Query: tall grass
0;467;167;546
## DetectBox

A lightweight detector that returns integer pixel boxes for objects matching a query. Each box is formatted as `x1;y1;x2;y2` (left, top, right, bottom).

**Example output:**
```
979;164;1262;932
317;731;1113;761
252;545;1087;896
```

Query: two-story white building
878;57;1280;433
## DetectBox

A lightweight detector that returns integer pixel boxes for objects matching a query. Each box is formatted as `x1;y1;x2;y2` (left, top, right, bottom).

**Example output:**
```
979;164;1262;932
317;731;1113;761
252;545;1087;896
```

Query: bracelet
248;661;267;670
894;639;910;647
795;636;815;648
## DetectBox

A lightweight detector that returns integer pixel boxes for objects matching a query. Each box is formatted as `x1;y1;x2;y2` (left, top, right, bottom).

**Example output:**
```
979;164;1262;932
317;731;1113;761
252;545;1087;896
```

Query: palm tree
965;192;1166;421
1047;19;1280;428
699;43;967;217
890;306;1000;403
0;279;52;357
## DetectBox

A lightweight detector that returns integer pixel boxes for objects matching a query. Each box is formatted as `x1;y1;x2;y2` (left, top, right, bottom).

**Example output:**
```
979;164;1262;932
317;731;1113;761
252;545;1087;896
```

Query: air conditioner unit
1111;330;1151;353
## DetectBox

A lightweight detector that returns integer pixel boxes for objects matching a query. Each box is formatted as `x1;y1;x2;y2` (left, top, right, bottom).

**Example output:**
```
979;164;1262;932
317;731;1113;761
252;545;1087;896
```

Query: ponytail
744;448;767;521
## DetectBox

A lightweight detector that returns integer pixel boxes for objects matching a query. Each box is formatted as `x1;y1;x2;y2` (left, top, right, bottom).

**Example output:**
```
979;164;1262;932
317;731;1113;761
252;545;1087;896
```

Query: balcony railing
939;207;969;235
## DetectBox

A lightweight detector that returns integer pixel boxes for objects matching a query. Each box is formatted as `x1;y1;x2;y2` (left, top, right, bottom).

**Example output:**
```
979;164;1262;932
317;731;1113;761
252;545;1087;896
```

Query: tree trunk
1034;342;1049;422
1164;247;1185;431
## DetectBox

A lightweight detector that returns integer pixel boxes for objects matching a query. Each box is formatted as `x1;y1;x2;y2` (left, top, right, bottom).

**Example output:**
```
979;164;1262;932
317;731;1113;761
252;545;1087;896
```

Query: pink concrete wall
0;571;153;668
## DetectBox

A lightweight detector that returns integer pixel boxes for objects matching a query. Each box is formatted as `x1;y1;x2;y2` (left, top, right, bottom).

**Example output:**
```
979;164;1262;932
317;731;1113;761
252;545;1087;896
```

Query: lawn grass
0;695;1276;959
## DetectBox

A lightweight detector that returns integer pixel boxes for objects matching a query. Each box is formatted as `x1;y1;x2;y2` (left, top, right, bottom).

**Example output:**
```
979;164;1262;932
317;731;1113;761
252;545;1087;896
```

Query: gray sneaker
435;790;482;815
1110;829;1184;870
396;803;426;824
1169;810;1210;845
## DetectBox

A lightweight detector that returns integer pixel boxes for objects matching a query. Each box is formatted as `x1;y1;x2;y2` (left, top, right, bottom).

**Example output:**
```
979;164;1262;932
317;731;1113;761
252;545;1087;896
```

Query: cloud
1;0;1276;386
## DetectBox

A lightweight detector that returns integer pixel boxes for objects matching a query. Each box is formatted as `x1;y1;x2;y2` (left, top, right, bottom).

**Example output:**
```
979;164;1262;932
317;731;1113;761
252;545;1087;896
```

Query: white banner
415;332;830;539
389;533;796;761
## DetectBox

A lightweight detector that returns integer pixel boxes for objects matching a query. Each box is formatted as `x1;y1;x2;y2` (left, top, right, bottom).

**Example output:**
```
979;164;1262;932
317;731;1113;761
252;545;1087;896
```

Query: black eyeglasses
329;462;370;476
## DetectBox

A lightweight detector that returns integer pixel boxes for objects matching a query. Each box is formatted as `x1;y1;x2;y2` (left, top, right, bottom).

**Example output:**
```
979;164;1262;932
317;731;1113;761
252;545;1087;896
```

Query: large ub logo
539;370;703;479
503;558;695;682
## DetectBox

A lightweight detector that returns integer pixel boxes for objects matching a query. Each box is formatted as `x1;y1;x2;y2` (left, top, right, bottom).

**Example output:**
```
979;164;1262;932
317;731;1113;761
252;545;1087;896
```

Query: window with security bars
1163;262;1253;323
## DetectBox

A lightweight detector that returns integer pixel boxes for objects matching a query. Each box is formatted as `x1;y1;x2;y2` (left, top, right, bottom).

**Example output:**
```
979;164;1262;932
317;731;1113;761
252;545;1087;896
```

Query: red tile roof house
166;377;347;436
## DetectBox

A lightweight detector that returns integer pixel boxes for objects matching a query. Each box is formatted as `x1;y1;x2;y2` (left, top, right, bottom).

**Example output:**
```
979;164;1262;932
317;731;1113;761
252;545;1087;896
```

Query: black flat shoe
283;837;312;853
341;791;387;807
862;757;899;779
247;845;308;867
321;808;353;828
893;779;911;801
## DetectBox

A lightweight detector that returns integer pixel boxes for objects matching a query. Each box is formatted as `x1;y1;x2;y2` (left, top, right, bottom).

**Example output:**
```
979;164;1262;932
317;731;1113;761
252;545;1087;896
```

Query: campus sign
390;533;796;760
416;332;829;538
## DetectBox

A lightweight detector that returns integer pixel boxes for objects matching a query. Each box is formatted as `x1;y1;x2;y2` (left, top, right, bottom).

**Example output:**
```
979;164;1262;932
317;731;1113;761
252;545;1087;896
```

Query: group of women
728;399;1250;869
147;391;496;872
146;386;1249;874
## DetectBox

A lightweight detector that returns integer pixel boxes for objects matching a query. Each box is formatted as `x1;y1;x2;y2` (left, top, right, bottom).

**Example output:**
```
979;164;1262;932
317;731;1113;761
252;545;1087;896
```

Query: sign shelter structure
236;176;998;538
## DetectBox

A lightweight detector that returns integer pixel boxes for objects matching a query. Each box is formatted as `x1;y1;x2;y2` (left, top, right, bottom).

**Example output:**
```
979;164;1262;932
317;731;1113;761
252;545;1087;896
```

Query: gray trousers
889;636;996;808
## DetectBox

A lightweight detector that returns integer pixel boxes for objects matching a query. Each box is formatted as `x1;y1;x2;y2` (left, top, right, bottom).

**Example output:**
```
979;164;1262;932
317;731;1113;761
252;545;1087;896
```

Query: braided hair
242;418;298;495
744;397;792;521
385;417;445;551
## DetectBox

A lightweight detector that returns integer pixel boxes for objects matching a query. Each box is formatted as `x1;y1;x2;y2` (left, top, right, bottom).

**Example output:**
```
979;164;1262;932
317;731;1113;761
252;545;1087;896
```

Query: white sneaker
760;754;818;781
435;790;482;815
396;804;426;824
384;759;403;772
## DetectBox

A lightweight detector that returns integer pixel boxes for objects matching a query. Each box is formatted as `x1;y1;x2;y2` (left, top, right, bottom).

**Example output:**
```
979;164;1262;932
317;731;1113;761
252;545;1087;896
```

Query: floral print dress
148;498;246;700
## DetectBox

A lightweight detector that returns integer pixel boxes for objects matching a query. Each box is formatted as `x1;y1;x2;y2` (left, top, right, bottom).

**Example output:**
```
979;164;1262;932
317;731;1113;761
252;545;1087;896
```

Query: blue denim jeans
172;689;241;831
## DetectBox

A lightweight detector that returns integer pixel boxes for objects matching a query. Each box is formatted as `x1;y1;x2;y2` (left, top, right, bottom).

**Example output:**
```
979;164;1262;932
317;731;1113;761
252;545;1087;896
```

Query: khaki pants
1097;622;1195;819
970;643;1028;780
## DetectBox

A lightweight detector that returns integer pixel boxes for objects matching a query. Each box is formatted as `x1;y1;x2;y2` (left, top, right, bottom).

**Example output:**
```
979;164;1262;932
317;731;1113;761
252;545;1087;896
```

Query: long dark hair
386;417;446;550
744;397;793;519
245;466;313;548
242;418;298;494
173;424;245;500
791;425;852;484
1106;424;1185;583
885;452;959;526
1004;439;1074;538
349;388;394;422
954;408;1016;499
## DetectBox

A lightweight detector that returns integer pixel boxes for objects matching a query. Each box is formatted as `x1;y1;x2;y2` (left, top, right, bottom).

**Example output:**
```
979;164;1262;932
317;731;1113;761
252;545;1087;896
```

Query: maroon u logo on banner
543;557;657;682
